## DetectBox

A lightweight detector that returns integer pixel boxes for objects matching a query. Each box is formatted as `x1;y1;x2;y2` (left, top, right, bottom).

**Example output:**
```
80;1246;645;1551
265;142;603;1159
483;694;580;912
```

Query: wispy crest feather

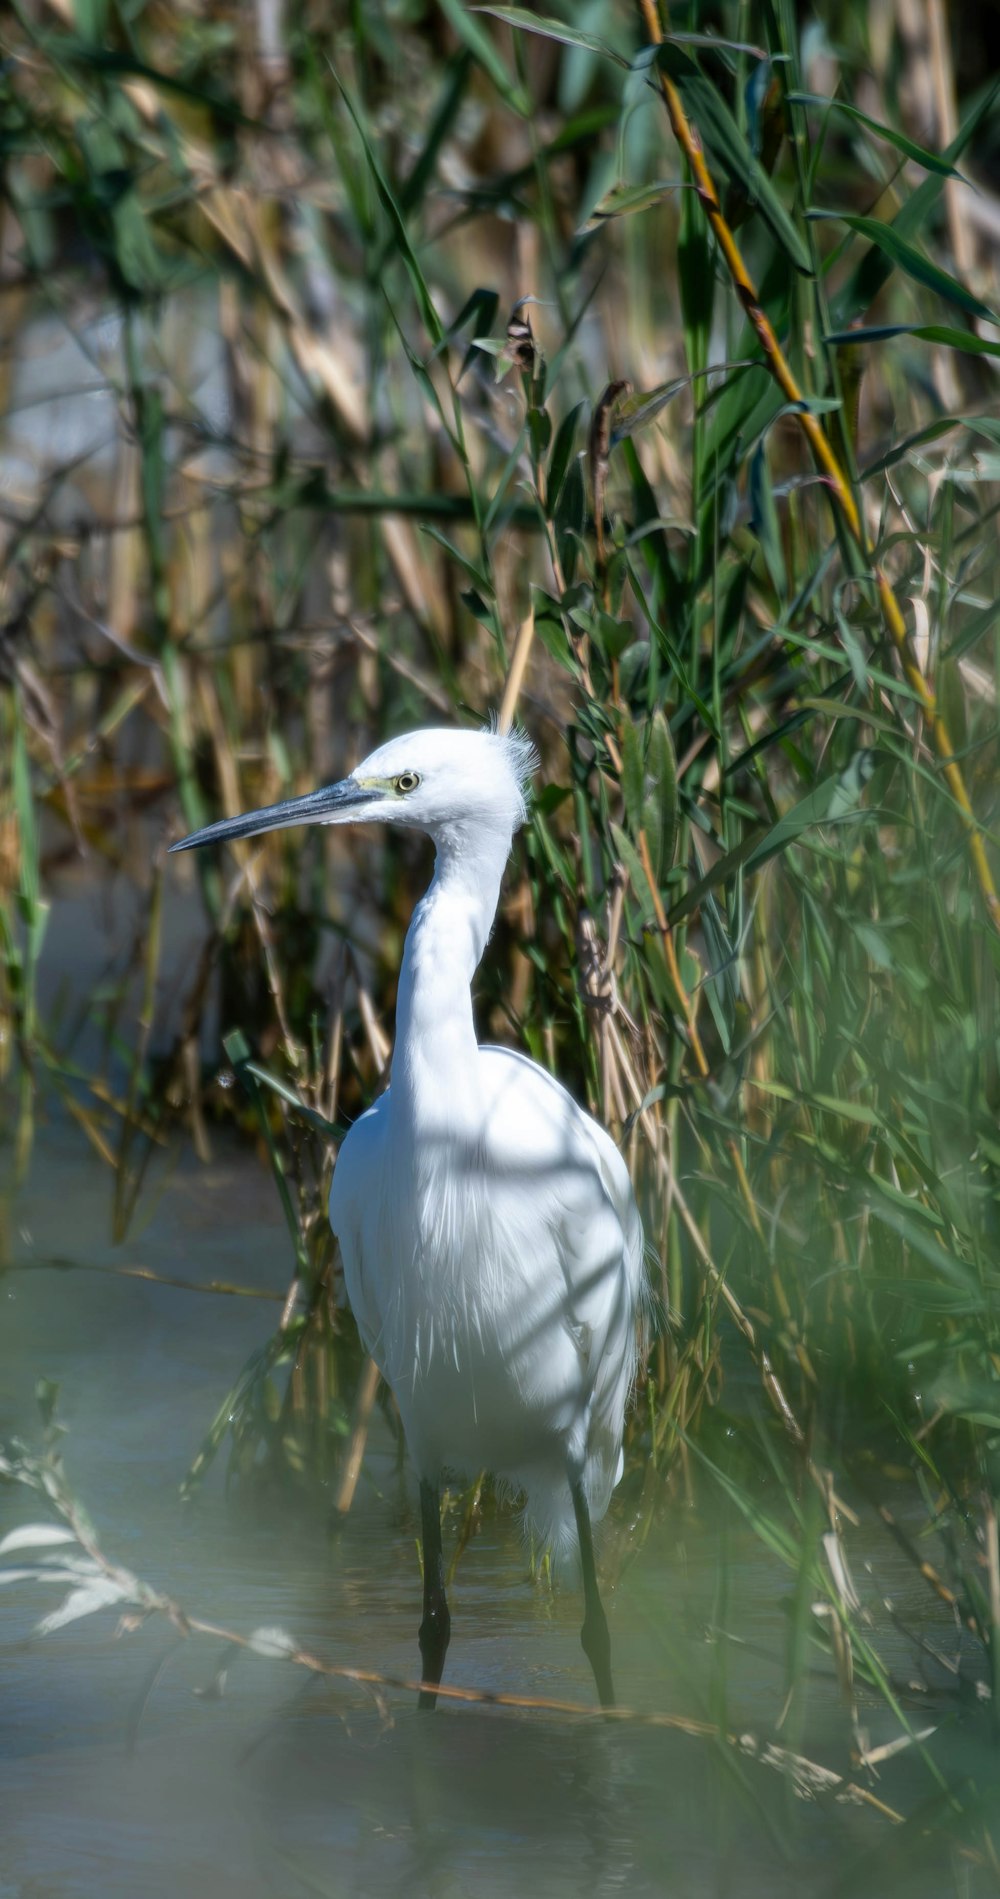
485;717;538;825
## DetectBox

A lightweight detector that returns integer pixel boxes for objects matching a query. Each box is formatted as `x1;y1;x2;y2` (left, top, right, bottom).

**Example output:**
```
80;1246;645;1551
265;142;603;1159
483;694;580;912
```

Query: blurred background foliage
3;0;1000;1856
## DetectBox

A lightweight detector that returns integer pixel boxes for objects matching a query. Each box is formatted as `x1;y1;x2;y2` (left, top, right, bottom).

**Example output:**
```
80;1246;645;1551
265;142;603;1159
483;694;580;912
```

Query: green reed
3;1;1000;1870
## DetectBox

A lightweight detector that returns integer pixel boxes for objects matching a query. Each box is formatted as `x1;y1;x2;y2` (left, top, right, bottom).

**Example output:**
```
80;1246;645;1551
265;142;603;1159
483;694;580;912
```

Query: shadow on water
0;1113;995;1897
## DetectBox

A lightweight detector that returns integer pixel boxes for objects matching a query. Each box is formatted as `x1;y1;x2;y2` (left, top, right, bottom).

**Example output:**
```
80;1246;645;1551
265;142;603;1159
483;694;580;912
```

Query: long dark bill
169;779;380;854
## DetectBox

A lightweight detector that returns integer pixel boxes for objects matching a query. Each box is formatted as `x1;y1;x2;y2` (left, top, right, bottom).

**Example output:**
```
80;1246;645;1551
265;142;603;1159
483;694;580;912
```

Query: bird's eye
394;771;420;795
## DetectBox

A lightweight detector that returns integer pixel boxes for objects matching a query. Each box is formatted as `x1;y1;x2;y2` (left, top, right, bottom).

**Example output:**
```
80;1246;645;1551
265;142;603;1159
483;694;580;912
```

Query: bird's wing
327;1096;390;1357
481;1044;644;1279
480;1045;645;1485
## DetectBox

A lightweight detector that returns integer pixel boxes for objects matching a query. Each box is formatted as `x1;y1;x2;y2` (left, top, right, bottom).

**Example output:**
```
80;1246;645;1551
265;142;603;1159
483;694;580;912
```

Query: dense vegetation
3;0;1000;1880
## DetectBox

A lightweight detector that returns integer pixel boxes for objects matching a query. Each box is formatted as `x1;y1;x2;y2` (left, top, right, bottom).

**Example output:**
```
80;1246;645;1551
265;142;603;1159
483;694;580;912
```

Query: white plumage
334;1043;643;1559
172;725;644;1707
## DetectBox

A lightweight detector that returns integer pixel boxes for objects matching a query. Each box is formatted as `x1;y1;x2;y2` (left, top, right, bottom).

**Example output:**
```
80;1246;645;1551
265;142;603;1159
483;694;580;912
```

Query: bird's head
169;725;538;857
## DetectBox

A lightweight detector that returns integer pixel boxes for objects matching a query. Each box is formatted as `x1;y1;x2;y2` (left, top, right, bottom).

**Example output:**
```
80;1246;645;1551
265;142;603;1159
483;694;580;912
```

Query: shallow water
3;1105;992;1899
0;863;994;1899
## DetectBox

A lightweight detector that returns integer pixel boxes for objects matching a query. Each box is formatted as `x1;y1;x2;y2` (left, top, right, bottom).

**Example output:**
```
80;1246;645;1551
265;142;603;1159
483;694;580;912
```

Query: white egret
171;727;644;1708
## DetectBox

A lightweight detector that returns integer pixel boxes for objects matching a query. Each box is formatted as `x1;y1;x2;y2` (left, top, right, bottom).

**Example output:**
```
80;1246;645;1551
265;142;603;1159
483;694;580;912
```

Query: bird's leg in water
570;1474;616;1709
418;1479;451;1710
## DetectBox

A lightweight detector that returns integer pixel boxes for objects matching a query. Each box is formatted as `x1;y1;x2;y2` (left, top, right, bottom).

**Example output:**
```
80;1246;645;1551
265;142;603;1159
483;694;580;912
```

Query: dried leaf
0;1525;77;1556
36;1578;127;1634
248;1625;298;1658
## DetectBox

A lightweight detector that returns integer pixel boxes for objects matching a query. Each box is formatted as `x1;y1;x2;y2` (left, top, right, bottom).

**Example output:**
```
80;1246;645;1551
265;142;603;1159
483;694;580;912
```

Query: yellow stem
498;606;536;734
638;0;999;932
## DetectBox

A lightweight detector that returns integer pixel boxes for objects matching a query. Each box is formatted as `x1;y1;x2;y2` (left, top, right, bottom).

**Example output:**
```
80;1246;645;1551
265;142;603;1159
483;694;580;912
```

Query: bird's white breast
328;1047;639;1498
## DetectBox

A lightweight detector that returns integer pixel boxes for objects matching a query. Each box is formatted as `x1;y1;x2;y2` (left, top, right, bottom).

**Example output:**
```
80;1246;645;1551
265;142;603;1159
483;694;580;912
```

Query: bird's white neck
390;823;512;1118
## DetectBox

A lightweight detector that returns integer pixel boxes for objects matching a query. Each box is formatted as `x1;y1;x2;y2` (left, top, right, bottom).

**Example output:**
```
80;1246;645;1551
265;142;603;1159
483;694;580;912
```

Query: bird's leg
570;1474;616;1710
418;1478;451;1710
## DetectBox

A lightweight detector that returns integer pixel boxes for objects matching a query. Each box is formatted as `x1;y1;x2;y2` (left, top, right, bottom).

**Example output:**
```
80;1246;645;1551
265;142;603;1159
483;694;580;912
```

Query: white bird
171;726;644;1708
